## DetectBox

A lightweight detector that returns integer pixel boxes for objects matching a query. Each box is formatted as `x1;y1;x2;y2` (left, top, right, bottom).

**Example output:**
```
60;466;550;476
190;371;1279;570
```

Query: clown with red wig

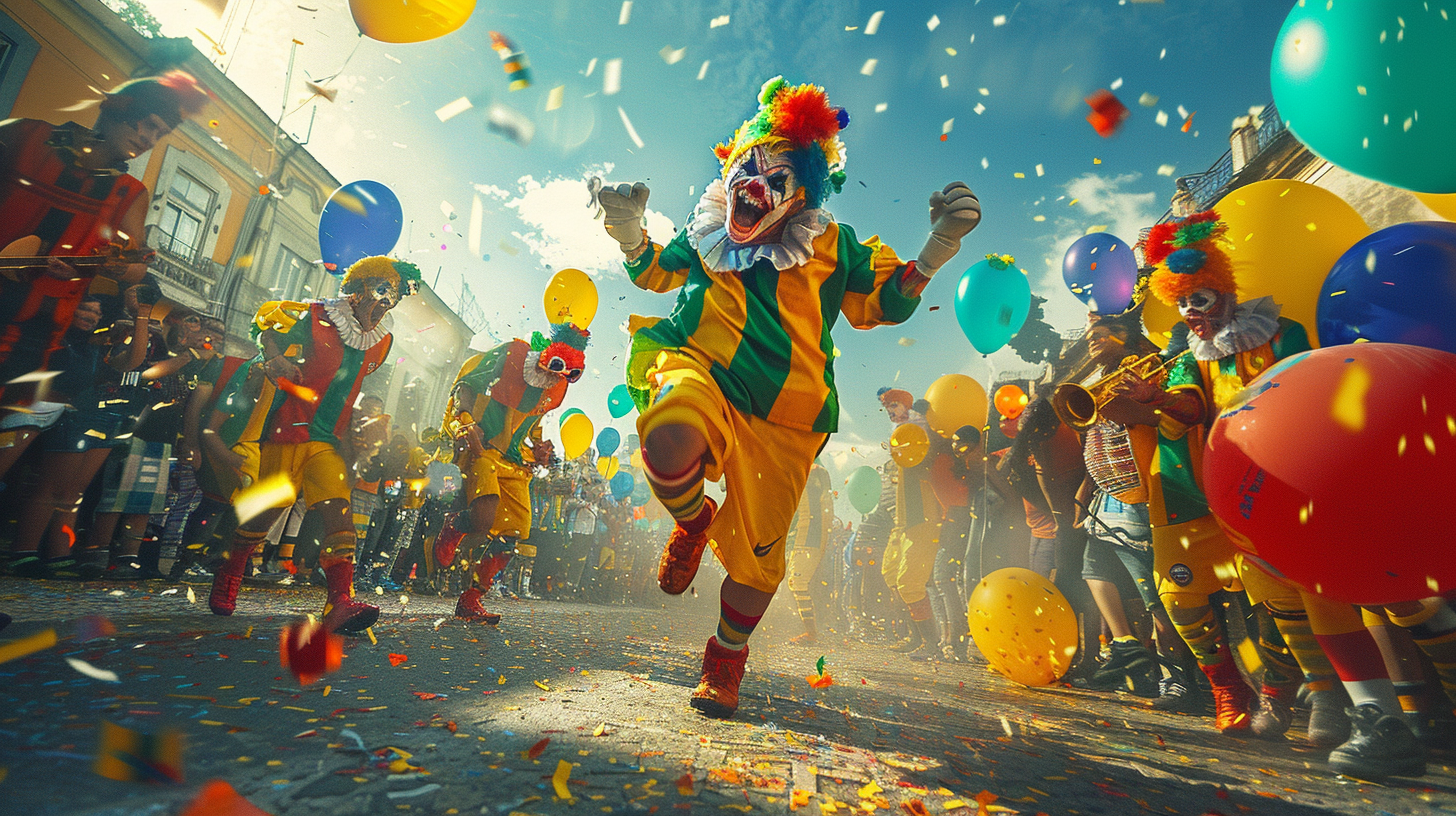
594;77;981;719
434;322;588;625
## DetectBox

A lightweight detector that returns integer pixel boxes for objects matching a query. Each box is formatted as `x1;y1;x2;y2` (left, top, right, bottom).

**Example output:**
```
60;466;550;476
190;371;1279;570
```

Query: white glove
916;182;982;277
598;181;651;254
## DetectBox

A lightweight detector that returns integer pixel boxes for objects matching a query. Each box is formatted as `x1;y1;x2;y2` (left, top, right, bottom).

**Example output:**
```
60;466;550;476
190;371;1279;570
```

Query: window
156;171;214;260
269;245;310;298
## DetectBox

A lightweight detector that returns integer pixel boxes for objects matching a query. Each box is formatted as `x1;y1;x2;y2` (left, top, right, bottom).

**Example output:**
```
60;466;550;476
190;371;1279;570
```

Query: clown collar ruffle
1187;295;1281;361
521;350;558;390
686;179;833;274
321;298;393;351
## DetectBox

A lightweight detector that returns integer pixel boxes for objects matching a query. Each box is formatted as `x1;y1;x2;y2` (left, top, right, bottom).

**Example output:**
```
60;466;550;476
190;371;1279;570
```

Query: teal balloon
607;384;634;418
559;407;584;427
954;256;1032;355
596;427;620;457
846;466;881;515
1271;0;1456;193
631;475;651;507
609;472;634;501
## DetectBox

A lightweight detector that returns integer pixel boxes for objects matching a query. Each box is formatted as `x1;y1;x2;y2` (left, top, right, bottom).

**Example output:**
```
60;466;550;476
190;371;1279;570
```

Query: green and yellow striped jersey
625;221;919;433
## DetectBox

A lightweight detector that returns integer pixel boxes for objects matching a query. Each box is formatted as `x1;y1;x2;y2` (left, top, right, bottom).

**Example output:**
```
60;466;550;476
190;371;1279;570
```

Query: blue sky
145;0;1299;486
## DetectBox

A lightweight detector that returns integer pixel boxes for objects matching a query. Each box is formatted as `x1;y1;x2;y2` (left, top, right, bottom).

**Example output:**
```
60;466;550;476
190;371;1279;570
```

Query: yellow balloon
560;413;594;461
1145;180;1368;347
544;268;599;329
889;422;929;468
967;568;1080;686
629;448;644;469
1417;192;1456;222
348;0;476;43
923;374;988;438
596;456;620;479
1140;296;1180;349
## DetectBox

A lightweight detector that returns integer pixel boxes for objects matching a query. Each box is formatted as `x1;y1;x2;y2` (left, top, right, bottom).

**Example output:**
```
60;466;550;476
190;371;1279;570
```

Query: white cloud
1037;172;1164;332
476;169;677;276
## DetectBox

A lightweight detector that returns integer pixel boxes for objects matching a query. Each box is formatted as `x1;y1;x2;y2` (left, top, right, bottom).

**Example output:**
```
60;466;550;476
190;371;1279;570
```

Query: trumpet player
1119;211;1420;779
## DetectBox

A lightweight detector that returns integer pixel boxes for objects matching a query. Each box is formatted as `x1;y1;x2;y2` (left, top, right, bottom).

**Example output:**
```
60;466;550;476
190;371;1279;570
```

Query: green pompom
1173;220;1219;247
828;170;846;194
758;76;787;106
530;331;549;352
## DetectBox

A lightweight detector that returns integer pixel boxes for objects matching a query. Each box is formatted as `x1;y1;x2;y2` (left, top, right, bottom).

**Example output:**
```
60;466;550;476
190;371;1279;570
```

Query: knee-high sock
716;598;762;652
317;529;356;568
223;528;269;575
1390;599;1456;710
473;550;513;592
643;455;707;525
1166;599;1227;667
1306;598;1402;716
1260;601;1331;694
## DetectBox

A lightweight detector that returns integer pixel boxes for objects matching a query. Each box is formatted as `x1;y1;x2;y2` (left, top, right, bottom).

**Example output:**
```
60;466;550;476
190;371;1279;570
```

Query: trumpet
1051;349;1189;430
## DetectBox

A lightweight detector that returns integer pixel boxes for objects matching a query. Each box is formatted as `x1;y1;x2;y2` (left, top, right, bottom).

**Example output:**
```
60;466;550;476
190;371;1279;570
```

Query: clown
434;322;588;625
596;77;980;719
875;386;944;658
1120;212;1423;779
208;256;420;634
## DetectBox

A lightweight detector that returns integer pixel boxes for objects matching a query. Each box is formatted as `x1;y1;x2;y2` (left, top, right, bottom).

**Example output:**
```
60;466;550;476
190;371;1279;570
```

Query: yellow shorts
1152;514;1243;609
638;350;827;594
879;522;941;605
255;441;350;509
462;447;533;540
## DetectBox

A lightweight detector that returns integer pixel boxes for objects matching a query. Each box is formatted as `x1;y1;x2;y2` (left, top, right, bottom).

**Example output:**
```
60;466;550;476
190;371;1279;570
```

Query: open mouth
729;186;772;237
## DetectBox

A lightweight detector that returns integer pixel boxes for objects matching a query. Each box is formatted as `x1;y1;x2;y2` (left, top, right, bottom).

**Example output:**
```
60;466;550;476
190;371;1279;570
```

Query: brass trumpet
1051;349;1188;430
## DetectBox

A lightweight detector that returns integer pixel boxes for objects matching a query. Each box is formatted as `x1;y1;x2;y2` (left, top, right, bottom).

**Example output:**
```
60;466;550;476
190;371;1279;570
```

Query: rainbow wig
713;77;850;209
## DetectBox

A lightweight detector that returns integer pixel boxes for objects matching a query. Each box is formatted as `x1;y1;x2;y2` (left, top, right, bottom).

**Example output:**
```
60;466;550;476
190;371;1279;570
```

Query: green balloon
1271;0;1456;193
846;466;881;515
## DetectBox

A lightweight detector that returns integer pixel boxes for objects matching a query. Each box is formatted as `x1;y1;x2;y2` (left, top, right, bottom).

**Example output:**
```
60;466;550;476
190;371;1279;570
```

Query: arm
105;304;154;372
98;192;151;285
181;379;214;471
597;181;692;293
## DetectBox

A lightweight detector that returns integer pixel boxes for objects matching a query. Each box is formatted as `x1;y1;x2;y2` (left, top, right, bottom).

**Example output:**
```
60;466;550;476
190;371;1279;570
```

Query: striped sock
1262;603;1332;693
1315;629;1403;715
716;599;762;651
1169;603;1226;667
644;457;706;524
318;529;356;567
1392;601;1456;707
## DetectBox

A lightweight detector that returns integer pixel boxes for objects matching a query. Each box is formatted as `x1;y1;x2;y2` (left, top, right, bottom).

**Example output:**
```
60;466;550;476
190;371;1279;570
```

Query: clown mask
1177;288;1235;341
347;277;416;331
726;145;806;245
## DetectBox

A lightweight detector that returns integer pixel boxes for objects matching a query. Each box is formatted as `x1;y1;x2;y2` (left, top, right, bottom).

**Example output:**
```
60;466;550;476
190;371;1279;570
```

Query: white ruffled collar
1188;296;1281;361
521;350;556;390
686;179;833;273
320;298;392;351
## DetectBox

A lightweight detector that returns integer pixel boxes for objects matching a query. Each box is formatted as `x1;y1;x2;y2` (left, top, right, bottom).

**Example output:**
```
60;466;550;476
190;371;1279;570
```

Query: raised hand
597;181;651;254
916;182;982;277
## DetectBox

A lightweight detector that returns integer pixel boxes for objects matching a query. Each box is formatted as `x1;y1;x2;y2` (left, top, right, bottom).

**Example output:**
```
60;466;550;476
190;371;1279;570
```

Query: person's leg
785;544;822;644
896;522;943;659
9;447;109;575
1385;599;1456;710
1028;535;1055;579
1081;534;1157;694
0;427;39;484
208;508;284;615
112;513;152;577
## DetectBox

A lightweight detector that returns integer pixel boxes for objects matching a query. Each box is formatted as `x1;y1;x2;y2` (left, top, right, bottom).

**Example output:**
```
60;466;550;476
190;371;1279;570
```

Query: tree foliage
1007;294;1064;367
104;0;164;39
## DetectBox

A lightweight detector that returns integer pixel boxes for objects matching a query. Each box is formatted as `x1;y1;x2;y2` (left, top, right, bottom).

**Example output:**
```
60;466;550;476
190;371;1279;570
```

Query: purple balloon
1062;232;1138;314
1316;221;1456;353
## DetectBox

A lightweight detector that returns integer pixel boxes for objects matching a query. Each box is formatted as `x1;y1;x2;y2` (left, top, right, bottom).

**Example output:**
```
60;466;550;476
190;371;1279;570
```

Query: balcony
144;225;220;308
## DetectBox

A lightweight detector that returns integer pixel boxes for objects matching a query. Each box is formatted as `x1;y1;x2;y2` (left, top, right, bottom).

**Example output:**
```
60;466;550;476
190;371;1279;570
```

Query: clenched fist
597;181;651;254
916;182;981;277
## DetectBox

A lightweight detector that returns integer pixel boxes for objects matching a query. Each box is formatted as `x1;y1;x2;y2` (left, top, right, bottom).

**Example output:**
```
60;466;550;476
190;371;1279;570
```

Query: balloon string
317;35;365;84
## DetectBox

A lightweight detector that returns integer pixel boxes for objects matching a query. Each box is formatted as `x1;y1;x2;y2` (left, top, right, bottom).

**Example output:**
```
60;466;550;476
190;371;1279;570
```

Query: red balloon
1203;343;1456;605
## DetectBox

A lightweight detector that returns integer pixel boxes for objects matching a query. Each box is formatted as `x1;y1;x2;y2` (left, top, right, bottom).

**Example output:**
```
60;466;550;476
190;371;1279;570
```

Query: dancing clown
434;323;588;625
596;77;981;719
208;256;420;633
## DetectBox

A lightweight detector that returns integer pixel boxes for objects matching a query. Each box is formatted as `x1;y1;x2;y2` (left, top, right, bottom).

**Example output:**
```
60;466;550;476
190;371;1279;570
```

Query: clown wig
341;256;423;294
101;70;211;128
531;322;591;373
713;77;850;209
1144;210;1237;306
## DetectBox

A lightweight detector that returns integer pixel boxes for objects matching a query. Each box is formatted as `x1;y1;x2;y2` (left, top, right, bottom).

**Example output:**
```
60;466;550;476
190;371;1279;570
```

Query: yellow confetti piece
534;680;551;691
1237;637;1264;674
592;723;608;737
0;628;57;665
323;685;331;696
234;474;296;525
858;782;882;799
243;626;253;639
1330;361;1371;432
499;675;507;685
367;628;377;646
553;759;573;800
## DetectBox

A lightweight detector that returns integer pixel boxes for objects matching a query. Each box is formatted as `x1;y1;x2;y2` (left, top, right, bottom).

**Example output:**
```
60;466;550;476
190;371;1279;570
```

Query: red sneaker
208;568;243;616
433;512;467;568
321;561;379;634
454;586;501;625
657;497;717;595
690;635;748;719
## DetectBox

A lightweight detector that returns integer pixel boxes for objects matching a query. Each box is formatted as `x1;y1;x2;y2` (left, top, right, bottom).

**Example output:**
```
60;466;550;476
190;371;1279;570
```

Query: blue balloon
1062;232;1138;314
1316;221;1456;353
318;180;404;274
954;255;1032;355
607;383;634;418
596;427;621;457
609;471;634;501
630;475;651;507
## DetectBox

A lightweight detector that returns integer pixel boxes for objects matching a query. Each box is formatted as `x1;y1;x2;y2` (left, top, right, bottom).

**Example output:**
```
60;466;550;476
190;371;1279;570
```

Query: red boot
1201;649;1254;734
208;539;259;616
690;636;748;719
454;587;501;625
658;497;717;595
321;560;379;634
433;512;467;569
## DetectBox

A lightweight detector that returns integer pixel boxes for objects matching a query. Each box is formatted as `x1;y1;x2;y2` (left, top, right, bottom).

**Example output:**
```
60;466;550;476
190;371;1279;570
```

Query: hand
1109;373;1162;404
598;182;650;254
455;422;486;458
44;257;80;280
263;354;302;384
916;182;982;277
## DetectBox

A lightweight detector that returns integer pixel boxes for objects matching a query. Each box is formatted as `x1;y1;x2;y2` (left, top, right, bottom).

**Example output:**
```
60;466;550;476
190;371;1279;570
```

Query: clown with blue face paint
595;76;982;720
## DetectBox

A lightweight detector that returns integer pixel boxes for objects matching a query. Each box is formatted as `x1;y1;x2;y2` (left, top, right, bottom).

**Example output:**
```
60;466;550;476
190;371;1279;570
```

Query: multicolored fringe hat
341;256;424;292
1143;210;1238;305
532;322;591;373
713;77;850;209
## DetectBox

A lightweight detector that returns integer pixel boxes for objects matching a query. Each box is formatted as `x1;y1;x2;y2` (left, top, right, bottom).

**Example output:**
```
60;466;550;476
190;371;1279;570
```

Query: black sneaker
8;554;54;579
1328;704;1427;780
1089;640;1158;695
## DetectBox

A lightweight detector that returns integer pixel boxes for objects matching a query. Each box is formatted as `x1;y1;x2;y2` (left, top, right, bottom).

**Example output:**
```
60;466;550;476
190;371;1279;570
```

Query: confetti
660;45;686;65
387;784;441;800
1085;89;1129;137
65;657;120;683
527;737;551;759
1138;92;1159;107
387;653;409;667
875;102;888;113
860;59;878;76
618;106;645;148
234;474;296;525
940;75;949;89
864;10;883;35
697;61;711;80
1331;361;1371;432
1181;111;1196;132
927;14;940;30
434;96;473;122
618;0;632;24
603;58;622;95
552;759;573;800
486;102;534;146
709;14;730;28
1155;109;1169;127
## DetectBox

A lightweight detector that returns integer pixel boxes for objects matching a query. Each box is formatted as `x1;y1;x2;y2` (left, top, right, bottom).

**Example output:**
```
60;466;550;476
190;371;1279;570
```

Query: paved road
0;575;1452;816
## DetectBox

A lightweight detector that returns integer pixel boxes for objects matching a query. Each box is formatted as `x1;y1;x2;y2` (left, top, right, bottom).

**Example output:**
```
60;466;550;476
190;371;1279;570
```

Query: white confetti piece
696;60;710;80
940;75;949;88
1157;163;1176;176
1035;164;1045;176
618;0;632;25
875;102;888;113
439;200;455;219
993;14;1007;26
927;14;940;30
186;586;196;604
1176;104;1189;120
1365;248;1377;273
433;617;447;631
973;102;985;115
603;59;622;95
1155;110;1169;127
618;106;645;148
66;657;120;683
898;337;916;347
659;45;685;65
709;14;729;28
942;118;954;134
1159;47;1167;59
383;53;402;64
468;195;483;255
159;588;179;596
978;87;990;96
434;96;472;122
860;58;878;76
1138;92;1159;107
865;10;884;34
980;157;989;169
1110;77;1123;90
584;57;597;77
545;85;564;111
388;784;442;800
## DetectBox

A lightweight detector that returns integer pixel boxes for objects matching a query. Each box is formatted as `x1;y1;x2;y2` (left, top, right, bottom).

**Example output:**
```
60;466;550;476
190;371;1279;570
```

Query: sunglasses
545;356;584;383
